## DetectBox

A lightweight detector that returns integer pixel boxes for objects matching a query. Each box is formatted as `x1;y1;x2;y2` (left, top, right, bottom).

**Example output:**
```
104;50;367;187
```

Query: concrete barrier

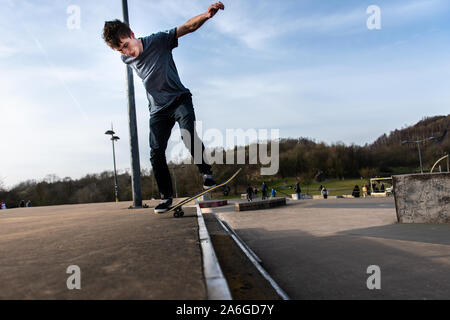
312;195;338;199
235;197;286;212
371;192;389;198
198;200;228;208
291;193;313;200
393;172;450;224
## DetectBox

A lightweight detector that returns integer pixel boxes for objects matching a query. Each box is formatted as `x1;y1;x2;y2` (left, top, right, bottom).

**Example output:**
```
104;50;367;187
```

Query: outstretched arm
177;2;224;38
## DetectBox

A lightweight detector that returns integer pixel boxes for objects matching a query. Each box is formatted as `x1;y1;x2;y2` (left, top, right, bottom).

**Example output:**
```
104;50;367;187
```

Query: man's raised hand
206;2;225;19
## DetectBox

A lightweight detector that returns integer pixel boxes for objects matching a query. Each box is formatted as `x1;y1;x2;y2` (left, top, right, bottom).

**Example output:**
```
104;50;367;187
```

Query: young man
103;2;225;213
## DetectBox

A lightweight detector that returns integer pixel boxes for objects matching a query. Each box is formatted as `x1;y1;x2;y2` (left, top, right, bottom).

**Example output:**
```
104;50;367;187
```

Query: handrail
430;154;449;173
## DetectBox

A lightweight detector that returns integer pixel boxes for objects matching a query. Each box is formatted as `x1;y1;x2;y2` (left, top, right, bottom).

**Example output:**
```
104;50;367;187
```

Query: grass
266;178;370;196
210;176;384;199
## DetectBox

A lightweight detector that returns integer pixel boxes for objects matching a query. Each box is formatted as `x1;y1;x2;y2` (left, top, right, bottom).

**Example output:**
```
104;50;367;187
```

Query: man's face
116;32;142;58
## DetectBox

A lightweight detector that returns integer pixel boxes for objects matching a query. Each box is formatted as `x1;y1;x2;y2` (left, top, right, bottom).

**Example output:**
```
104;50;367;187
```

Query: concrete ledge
235;198;286;212
393;172;450;224
291;194;313;200
199;200;228;208
312;195;338;199
371;192;389;197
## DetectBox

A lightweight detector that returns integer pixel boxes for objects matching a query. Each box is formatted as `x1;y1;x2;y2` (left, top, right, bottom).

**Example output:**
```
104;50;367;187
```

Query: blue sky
1;0;450;188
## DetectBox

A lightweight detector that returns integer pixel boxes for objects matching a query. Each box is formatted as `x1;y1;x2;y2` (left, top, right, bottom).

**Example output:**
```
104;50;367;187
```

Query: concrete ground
214;197;450;300
2;196;448;300
0;201;205;299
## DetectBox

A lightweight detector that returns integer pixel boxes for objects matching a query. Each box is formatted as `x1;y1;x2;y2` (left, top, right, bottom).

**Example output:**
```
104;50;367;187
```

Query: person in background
362;185;368;198
223;185;230;196
294;181;301;200
246;185;253;202
321;186;328;199
26;200;33;207
352;185;360;198
271;188;276;197
1;201;6;210
261;182;268;200
373;183;379;193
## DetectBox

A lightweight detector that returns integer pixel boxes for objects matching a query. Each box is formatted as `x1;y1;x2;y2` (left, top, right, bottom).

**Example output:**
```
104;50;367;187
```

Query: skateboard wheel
173;209;184;218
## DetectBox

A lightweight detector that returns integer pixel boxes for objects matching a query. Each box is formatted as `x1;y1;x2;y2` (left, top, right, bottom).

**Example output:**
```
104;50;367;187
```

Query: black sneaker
154;198;173;214
203;174;217;190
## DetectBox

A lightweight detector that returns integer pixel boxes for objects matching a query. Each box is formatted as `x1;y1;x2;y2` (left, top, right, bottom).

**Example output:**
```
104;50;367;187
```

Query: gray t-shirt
121;27;190;115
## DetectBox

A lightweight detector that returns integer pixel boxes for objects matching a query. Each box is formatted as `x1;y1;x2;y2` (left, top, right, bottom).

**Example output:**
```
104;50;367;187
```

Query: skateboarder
103;2;225;213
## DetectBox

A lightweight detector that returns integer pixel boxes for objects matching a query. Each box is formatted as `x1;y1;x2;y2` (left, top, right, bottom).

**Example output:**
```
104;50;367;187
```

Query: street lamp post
122;0;142;208
105;127;120;202
169;165;185;198
402;136;436;174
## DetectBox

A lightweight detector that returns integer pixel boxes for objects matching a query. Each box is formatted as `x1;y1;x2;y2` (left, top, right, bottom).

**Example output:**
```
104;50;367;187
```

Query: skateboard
162;168;242;218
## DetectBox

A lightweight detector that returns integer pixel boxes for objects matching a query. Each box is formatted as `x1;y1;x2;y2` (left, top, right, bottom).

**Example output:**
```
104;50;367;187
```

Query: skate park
2;0;450;305
1;172;449;300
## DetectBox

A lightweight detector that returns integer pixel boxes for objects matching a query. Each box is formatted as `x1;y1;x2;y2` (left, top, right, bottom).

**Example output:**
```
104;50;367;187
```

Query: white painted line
196;204;232;300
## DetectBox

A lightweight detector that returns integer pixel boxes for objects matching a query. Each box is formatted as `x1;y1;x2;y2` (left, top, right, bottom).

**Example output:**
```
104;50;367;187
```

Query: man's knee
150;149;167;166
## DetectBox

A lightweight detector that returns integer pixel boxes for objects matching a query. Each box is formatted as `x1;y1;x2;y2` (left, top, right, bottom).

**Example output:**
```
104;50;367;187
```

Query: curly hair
102;19;132;49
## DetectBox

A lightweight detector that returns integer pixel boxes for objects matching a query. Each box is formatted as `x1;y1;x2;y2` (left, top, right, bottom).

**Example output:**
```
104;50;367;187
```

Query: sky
1;0;450;188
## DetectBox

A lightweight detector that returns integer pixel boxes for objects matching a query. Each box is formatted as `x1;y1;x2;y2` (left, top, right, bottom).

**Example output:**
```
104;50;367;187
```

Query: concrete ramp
393;172;450;223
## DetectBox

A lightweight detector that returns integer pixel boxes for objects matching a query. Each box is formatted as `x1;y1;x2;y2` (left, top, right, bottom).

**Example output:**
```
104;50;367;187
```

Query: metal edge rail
212;212;291;300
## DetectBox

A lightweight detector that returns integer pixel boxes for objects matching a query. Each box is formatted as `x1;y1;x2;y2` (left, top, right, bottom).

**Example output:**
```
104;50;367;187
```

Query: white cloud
210;0;450;50
0;45;17;57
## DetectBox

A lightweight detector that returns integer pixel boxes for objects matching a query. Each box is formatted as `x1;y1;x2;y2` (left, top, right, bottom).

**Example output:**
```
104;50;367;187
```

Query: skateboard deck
161;168;242;217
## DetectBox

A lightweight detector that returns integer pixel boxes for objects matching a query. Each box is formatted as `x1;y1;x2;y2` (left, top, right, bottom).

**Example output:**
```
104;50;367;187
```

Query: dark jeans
150;94;211;199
